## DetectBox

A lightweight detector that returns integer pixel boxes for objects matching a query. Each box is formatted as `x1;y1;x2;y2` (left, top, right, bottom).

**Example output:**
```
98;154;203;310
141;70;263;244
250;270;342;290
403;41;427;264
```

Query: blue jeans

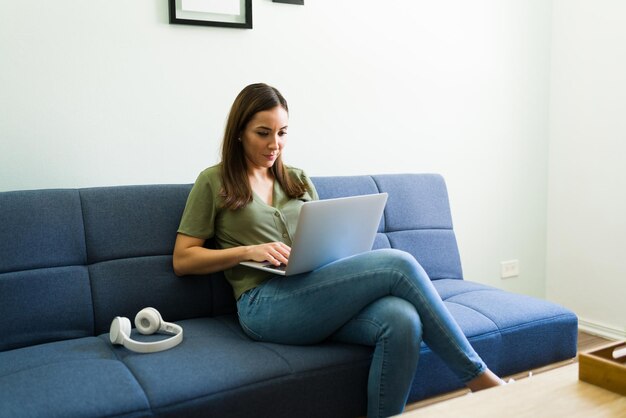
237;249;487;418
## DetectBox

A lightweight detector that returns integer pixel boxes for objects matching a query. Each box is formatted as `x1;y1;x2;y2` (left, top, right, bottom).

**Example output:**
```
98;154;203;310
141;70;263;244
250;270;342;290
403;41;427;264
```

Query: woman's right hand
173;233;291;276
247;242;291;266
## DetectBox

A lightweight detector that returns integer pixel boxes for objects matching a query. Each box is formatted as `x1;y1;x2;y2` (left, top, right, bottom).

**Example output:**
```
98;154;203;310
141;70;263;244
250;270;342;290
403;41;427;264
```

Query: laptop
240;193;388;276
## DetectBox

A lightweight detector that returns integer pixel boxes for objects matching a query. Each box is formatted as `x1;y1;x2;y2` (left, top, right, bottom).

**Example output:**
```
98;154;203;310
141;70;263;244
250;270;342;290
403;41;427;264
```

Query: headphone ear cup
135;307;162;335
110;316;132;345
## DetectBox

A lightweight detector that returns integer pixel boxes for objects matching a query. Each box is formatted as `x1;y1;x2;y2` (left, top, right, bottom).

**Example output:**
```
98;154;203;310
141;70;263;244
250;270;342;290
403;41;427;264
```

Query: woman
173;83;504;418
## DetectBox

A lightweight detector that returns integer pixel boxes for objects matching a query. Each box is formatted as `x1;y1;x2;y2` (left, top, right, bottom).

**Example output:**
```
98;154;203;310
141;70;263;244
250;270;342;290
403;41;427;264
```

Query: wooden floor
577;330;613;352
404;330;614;412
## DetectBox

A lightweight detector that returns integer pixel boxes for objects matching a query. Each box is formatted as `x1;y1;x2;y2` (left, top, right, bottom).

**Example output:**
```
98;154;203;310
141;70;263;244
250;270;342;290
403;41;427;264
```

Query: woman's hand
173;234;291;276
247;242;291;266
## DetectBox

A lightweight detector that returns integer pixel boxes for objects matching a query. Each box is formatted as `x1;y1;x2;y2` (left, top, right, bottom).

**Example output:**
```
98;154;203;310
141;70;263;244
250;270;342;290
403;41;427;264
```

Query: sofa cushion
0;338;150;418
79;185;191;264
387;230;463;280
89;255;213;335
312;175;380;200
433;279;578;375
372;232;392;250
312;175;463;281
404;279;578;400
373;174;453;231
0;266;93;351
312;175;385;232
104;316;372;417
0;189;86;273
374;174;463;280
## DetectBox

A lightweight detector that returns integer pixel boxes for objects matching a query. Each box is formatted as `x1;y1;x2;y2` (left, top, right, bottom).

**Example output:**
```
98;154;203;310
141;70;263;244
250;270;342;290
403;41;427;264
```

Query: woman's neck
247;166;273;183
248;167;274;206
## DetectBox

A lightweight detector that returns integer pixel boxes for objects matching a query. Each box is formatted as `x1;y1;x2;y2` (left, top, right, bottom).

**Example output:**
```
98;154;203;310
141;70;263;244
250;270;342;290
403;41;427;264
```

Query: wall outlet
501;260;520;279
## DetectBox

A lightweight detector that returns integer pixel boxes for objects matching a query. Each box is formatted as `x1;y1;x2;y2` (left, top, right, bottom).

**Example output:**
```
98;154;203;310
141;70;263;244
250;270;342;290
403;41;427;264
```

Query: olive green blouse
177;164;319;299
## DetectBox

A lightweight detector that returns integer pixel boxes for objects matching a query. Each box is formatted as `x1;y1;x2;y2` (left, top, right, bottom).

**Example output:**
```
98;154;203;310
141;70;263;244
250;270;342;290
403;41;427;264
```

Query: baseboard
579;318;626;341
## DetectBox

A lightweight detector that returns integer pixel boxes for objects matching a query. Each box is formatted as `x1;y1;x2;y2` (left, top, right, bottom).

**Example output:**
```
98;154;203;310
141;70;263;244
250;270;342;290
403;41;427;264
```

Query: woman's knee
371;249;426;278
366;296;422;348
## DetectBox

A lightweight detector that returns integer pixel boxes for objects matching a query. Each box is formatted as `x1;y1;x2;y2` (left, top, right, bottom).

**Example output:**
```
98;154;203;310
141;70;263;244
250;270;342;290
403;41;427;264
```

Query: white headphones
109;307;183;353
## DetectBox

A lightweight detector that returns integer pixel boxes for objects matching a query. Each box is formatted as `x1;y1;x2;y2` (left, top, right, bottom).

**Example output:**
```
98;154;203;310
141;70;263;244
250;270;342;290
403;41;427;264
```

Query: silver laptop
240;193;388;276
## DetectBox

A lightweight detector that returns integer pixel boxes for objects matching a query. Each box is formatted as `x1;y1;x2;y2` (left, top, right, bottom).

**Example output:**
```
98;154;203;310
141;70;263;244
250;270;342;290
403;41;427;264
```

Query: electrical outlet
501;260;519;279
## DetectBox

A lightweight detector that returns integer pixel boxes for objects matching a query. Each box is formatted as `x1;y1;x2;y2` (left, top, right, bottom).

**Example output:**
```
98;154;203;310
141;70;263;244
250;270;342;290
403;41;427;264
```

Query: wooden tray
579;340;626;396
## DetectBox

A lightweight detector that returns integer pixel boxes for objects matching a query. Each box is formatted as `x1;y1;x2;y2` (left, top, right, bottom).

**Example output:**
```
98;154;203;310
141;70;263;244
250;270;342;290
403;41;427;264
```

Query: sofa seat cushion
0;337;150;418
103;316;373;417
437;279;577;371
406;279;578;401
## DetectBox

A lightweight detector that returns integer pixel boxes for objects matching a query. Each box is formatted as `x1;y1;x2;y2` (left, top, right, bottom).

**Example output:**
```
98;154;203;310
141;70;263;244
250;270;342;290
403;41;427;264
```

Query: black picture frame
273;0;304;4
169;0;252;29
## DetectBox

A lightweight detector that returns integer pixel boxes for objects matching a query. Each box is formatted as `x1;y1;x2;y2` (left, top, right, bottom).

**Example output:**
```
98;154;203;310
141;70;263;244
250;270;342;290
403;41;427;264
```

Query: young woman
173;83;505;418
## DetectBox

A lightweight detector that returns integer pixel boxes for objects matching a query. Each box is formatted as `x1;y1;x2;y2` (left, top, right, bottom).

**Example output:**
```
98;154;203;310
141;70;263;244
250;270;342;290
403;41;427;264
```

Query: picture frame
169;0;252;29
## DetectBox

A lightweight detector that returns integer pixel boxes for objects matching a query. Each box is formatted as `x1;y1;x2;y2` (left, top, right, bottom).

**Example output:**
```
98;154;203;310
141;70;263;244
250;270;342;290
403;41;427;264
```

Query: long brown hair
220;83;307;210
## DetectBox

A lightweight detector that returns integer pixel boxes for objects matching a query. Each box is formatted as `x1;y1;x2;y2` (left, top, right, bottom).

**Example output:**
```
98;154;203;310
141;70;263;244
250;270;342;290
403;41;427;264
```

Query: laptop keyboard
264;263;287;272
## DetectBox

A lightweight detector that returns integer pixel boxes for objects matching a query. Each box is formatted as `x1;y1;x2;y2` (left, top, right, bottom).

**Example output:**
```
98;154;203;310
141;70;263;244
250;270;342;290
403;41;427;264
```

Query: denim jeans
237;249;487;418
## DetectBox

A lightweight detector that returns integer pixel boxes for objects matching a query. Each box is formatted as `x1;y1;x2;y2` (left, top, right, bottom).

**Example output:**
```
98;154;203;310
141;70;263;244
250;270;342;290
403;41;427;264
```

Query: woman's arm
173;233;291;276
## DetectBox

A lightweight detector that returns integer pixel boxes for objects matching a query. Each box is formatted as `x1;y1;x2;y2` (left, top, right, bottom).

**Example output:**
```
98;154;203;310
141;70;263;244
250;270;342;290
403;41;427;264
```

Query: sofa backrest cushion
0;190;93;351
374;174;463;280
79;185;216;335
312;174;463;281
0;190;87;273
80;185;189;264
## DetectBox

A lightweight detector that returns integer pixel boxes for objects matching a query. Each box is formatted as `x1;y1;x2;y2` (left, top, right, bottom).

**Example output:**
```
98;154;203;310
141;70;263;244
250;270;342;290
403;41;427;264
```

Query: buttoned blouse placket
272;209;293;245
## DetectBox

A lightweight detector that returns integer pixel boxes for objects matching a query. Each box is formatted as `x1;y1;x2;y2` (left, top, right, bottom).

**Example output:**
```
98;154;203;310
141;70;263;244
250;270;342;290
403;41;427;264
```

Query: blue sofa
0;174;577;417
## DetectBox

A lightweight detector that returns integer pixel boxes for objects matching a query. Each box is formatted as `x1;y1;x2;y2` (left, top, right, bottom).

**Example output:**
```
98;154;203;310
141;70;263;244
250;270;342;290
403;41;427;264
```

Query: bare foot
466;369;506;392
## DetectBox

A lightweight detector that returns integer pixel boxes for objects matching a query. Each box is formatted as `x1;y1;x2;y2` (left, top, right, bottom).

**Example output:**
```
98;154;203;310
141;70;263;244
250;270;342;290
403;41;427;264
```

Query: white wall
547;0;626;339
1;1;553;298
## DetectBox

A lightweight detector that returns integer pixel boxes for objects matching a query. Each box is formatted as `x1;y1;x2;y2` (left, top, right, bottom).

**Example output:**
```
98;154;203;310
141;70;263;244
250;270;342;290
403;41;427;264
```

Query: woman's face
241;105;289;171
